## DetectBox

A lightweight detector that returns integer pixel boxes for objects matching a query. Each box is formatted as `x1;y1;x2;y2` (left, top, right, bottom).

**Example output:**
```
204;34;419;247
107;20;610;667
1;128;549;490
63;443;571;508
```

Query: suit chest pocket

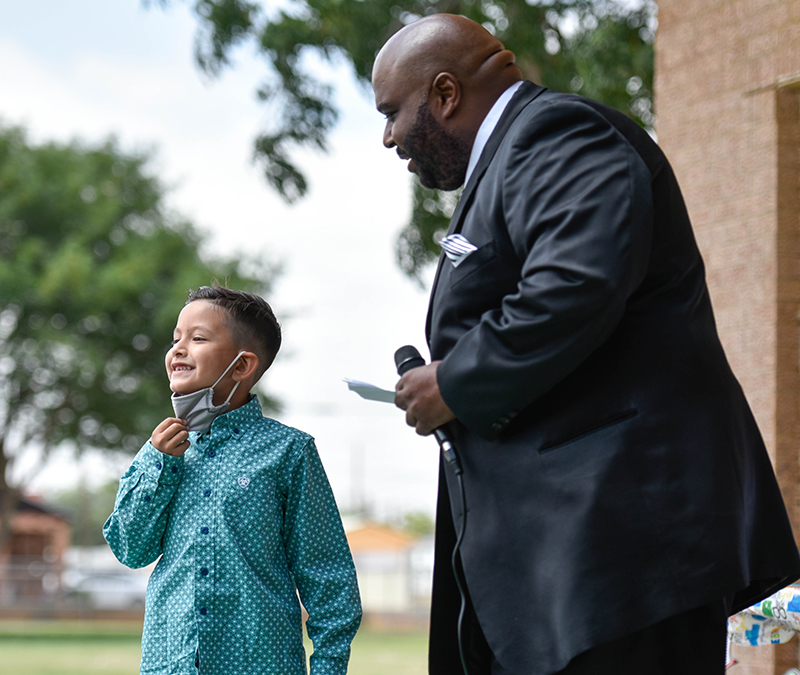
436;239;520;322
448;240;501;288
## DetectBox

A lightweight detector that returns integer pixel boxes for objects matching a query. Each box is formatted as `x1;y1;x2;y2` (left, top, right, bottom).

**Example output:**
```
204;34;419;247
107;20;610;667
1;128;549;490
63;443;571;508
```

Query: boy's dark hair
186;286;281;379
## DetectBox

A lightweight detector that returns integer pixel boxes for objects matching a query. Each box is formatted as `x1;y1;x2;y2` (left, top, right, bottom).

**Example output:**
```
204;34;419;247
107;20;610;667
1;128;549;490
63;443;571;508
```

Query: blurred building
345;520;433;618
0;495;70;608
656;1;800;673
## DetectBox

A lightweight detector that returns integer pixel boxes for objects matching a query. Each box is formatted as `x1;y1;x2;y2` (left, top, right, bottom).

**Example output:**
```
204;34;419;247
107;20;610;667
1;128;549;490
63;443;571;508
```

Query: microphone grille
394;345;425;376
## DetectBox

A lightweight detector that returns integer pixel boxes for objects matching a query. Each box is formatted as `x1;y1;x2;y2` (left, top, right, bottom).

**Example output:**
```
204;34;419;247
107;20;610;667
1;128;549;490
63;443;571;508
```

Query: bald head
373;14;521;127
371;15;522;190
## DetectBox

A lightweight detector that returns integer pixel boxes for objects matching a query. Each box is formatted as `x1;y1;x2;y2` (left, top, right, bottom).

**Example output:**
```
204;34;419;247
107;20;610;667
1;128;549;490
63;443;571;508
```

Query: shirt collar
199;394;263;438
464;81;524;186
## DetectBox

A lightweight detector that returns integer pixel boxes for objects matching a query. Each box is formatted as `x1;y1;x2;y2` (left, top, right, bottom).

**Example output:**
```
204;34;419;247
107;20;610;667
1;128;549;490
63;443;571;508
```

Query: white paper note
344;378;396;404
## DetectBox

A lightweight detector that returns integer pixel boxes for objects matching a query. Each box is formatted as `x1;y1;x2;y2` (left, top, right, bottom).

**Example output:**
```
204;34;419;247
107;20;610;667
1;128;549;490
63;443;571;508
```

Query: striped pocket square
440;233;478;267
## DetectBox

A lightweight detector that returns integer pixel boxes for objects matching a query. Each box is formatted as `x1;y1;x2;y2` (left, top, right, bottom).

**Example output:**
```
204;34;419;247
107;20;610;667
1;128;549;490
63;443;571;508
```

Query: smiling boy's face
165;300;240;401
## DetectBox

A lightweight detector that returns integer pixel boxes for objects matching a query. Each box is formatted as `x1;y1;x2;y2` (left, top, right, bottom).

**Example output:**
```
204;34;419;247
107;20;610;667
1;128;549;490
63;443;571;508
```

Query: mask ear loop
211;351;248;406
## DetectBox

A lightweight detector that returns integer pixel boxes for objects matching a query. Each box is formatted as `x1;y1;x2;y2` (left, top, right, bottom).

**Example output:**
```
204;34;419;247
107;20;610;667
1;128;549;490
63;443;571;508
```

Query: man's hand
152;418;190;456
394;361;456;436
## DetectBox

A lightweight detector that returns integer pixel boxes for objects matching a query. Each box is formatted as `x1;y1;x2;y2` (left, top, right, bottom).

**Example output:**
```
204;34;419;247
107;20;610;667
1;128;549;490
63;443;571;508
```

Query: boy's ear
232;352;260;382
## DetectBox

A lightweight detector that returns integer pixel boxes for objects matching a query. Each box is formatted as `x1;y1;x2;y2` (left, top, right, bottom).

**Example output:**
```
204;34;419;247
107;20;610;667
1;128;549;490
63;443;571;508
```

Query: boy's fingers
164;428;188;446
166;422;187;436
168;427;190;451
151;418;189;455
154;417;186;435
164;421;188;439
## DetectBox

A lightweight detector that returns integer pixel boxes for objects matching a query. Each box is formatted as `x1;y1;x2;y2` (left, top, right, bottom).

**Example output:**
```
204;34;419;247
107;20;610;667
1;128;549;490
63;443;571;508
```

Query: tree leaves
156;0;656;274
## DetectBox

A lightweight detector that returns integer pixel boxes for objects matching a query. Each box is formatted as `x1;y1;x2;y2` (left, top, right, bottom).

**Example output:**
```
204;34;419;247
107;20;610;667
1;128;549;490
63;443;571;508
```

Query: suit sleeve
436;99;655;439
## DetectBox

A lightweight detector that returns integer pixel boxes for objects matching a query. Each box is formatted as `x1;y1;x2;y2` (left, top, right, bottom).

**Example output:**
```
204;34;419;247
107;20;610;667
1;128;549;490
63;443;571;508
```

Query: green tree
400;510;435;537
0;125;279;547
152;0;655;278
51;480;120;547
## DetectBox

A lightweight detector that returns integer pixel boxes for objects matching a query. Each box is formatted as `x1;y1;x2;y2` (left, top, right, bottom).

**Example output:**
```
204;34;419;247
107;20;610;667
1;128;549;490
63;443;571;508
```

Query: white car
66;573;147;609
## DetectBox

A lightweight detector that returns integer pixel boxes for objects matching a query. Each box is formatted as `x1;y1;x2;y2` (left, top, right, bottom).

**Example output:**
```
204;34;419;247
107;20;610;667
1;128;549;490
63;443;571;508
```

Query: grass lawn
0;619;427;675
348;628;427;675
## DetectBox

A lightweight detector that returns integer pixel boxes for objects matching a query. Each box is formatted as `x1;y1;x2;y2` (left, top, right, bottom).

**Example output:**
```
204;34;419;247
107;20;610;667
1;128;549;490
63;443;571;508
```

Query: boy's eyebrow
174;322;214;335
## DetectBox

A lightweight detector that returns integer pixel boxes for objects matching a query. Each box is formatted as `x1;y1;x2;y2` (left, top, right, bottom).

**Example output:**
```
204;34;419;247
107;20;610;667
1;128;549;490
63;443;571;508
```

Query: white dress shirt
464;80;524;186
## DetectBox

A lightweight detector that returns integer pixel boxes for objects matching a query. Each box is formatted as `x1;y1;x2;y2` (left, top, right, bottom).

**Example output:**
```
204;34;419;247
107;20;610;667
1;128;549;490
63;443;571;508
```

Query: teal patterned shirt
104;395;361;675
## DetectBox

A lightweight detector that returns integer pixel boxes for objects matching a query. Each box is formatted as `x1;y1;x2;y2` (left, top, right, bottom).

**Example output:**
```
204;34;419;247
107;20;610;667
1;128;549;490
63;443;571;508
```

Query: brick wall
656;1;800;673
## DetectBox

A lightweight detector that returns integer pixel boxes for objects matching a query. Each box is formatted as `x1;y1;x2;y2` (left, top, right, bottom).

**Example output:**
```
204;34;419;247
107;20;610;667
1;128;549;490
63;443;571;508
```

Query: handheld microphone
395;346;469;675
394;345;461;471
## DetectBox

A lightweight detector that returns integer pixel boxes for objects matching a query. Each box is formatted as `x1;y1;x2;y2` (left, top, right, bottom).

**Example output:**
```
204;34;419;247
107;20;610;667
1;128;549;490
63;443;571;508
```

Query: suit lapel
445;81;547;237
425;82;548;344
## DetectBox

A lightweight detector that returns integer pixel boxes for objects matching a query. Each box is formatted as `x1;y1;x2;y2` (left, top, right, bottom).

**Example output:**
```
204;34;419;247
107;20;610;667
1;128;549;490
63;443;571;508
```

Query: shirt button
155;462;162;470
208;450;216;457
171;466;178;473
144;495;151;502
233;428;240;435
199;607;207;615
201;527;209;535
200;568;209;576
203;489;211;497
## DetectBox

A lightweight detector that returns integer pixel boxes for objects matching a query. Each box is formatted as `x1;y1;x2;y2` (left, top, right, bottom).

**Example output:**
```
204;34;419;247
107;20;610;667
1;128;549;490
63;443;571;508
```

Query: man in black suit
372;13;800;675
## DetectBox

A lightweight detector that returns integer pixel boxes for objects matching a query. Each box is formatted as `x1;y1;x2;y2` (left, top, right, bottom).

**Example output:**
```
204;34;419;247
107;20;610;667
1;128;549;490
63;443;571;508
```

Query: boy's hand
152;418;190;456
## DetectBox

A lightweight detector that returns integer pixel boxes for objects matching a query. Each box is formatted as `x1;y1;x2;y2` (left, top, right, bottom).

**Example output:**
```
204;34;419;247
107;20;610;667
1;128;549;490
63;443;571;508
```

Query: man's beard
403;100;471;191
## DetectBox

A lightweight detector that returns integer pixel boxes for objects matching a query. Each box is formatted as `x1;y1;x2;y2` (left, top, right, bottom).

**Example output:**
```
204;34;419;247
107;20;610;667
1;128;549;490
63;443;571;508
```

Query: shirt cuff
308;654;349;675
142;441;184;485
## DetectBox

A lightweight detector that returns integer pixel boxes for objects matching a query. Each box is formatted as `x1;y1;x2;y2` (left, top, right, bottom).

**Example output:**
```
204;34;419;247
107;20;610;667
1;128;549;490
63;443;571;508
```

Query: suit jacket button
491;422;505;433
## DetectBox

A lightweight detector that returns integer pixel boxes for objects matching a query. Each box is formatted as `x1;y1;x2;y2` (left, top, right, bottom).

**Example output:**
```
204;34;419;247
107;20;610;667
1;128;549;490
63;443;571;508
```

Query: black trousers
464;597;730;675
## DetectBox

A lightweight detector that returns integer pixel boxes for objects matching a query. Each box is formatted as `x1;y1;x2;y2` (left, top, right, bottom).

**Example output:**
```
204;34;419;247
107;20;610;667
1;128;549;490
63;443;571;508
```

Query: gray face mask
171;351;246;433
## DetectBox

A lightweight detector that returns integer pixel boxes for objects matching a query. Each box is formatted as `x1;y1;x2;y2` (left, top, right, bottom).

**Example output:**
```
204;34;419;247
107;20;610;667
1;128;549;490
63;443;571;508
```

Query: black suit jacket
426;82;800;675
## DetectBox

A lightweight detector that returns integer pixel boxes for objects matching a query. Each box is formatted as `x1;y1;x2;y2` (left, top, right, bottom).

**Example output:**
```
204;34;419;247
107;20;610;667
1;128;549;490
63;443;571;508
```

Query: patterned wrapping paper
728;584;800;647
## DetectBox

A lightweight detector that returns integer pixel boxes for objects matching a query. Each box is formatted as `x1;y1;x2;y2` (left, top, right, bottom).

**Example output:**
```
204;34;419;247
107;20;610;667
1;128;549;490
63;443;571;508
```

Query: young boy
104;286;361;675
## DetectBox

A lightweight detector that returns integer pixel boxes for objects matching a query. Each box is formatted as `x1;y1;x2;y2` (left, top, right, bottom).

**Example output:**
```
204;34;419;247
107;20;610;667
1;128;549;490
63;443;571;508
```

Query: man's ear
431;72;461;120
232;352;260;381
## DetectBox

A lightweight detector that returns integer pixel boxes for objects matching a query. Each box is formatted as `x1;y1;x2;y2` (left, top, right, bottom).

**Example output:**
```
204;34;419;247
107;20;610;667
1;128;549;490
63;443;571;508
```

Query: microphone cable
394;346;470;675
450;449;469;675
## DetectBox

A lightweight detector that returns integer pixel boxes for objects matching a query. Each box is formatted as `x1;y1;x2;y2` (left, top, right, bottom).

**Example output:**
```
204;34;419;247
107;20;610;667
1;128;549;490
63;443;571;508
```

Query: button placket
196;510;213;620
196;519;213;620
196;432;222;627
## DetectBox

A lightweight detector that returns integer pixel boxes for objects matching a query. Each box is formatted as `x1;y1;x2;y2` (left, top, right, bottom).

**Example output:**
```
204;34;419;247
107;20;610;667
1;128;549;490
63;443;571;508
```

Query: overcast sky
1;0;442;520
